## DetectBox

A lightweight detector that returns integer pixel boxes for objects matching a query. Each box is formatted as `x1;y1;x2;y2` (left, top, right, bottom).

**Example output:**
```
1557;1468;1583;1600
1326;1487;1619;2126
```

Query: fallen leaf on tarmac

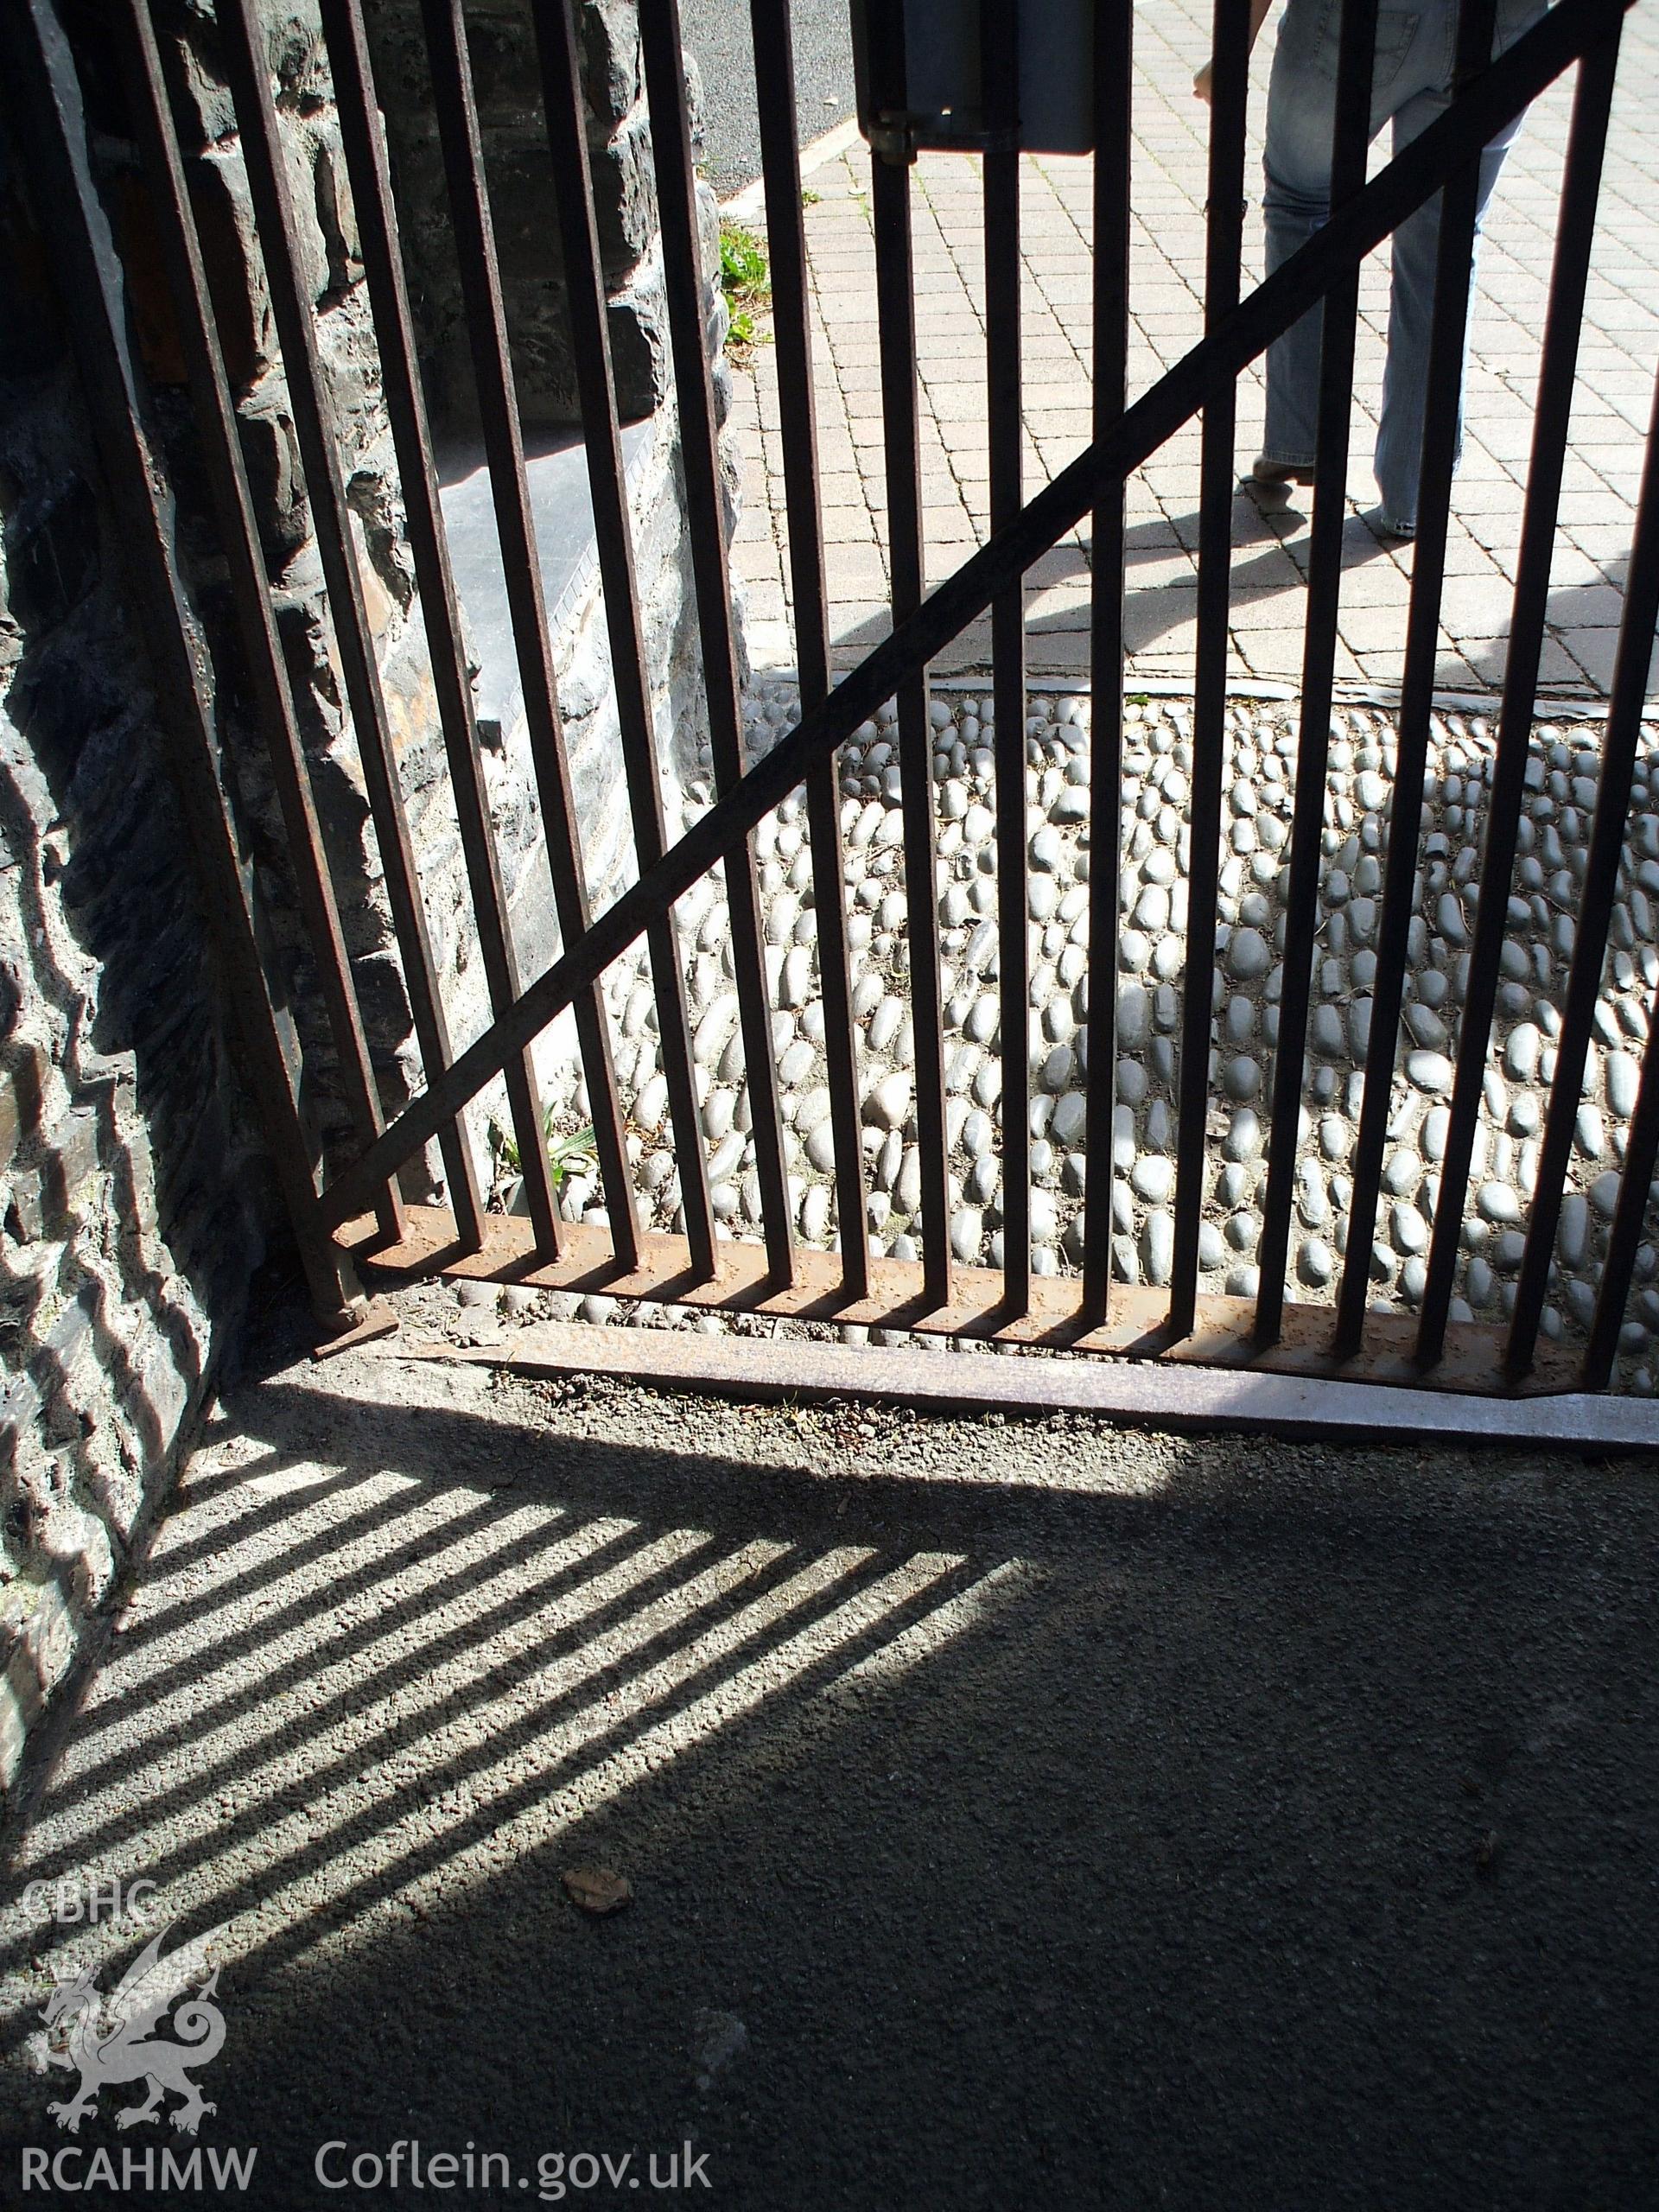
1475;1830;1499;1874
562;1866;632;1915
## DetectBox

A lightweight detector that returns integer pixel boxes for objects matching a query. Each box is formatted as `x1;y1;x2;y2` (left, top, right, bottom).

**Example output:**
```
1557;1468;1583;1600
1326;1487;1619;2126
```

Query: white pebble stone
966;994;999;1046
1132;1156;1174;1205
1608;1052;1640;1119
868;995;903;1053
1406;1050;1453;1093
1505;1023;1541;1081
1142;1210;1175;1286
866;1071;912;1130
694;991;741;1065
1039;1045;1074;1094
1391;1202;1429;1255
779;944;813;1009
1051;1091;1087;1147
1299;1236;1334;1287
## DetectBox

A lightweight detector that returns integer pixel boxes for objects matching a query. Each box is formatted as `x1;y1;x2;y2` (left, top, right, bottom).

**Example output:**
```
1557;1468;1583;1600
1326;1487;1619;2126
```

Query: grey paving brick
728;0;1656;697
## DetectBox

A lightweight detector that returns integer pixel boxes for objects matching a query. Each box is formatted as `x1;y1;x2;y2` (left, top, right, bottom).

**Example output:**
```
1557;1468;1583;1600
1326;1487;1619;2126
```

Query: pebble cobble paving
520;689;1659;1393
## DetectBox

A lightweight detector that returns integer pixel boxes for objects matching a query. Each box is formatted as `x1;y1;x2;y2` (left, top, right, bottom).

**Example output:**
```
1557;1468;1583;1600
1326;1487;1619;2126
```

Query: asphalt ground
3;1298;1656;2210
681;0;856;195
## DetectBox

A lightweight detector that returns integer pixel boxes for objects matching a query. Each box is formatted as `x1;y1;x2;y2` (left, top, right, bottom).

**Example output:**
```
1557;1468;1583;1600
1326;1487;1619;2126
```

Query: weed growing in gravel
719;219;771;353
487;1111;597;1212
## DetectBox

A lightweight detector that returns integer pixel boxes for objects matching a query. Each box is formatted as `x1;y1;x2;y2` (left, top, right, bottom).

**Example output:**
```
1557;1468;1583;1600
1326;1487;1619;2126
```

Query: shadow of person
1459;552;1640;704
826;494;1403;680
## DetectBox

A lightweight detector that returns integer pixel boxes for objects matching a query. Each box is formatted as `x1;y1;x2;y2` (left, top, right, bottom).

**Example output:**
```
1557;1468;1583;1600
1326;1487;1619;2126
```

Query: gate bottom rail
346;1205;1585;1400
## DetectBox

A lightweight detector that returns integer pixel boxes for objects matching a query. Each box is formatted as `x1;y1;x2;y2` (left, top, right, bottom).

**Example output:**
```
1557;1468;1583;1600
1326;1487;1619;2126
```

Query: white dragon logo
36;1924;225;2136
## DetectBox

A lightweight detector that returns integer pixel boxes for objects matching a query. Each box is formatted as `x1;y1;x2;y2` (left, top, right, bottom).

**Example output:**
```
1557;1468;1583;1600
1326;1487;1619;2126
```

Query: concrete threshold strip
389;1320;1659;1455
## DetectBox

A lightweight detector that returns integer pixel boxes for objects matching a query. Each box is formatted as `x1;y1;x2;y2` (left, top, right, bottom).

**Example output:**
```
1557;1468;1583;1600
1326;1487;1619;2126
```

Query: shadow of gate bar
12;0;1659;1421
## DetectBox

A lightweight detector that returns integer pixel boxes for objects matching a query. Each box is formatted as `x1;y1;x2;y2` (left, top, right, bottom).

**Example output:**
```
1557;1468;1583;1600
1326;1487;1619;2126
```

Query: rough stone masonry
0;0;733;1800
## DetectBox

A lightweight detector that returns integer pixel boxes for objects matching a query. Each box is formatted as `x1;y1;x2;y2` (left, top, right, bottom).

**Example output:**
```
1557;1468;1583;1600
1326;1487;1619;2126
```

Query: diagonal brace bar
319;0;1627;1234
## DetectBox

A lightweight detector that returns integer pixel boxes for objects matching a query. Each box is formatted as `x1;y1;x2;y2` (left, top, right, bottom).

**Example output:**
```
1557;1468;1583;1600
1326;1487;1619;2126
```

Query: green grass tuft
718;219;771;354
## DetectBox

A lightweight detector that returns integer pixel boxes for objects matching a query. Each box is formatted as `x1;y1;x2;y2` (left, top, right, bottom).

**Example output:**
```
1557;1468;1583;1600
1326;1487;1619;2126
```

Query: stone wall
0;83;269;1796
0;0;743;1797
359;0;738;1125
362;0;674;436
143;0;733;1171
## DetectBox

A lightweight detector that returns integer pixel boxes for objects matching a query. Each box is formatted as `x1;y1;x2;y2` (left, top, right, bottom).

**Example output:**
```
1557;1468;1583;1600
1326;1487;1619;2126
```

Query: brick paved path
727;0;1658;701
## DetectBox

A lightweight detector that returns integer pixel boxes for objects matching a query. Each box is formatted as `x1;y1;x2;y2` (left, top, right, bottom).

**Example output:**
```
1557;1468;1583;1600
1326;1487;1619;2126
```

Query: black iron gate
9;0;1658;1432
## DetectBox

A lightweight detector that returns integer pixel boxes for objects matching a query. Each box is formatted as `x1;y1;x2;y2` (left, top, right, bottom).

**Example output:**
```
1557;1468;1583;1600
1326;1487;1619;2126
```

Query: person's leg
1260;0;1440;479
1260;0;1343;473
1374;5;1542;530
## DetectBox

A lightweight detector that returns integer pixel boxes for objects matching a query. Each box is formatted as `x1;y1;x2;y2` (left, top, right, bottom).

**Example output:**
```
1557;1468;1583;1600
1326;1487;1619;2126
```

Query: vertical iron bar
7;0;362;1324
309;0;1624;1235
418;0;639;1271
1509;359;1659;1376
1170;0;1251;1336
639;0;794;1285
526;0;718;1275
319;0;563;1258
747;0;869;1298
1334;0;1497;1355
985;0;1027;1315
1081;0;1133;1326
118;0;403;1250
217;0;486;1247
1254;0;1378;1342
868;16;950;1311
1417;30;1622;1364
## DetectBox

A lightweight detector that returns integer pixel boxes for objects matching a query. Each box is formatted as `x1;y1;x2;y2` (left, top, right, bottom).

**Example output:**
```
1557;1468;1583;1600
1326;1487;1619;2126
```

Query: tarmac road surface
681;0;857;195
3;1300;1656;2210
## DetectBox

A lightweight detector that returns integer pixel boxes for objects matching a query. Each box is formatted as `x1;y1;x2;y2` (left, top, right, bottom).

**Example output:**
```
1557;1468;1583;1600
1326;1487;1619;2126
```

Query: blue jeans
1261;0;1544;530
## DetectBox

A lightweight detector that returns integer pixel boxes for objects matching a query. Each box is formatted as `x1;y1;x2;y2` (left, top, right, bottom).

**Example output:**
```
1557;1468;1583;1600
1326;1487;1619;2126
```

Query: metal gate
10;0;1658;1434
